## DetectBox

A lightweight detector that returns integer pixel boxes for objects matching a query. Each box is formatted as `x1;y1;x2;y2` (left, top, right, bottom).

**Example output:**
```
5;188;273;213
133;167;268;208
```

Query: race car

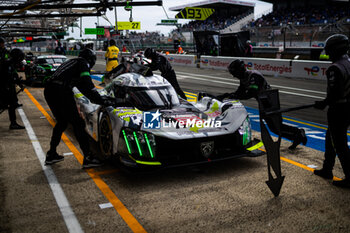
25;55;67;85
74;63;264;169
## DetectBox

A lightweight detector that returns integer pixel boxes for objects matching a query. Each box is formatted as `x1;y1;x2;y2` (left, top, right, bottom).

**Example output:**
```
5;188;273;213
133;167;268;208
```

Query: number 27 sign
117;22;141;30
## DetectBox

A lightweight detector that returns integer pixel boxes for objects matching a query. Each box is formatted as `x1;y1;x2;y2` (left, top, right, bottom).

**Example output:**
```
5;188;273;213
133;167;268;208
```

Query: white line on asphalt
176;75;325;99
176;71;327;95
18;109;84;233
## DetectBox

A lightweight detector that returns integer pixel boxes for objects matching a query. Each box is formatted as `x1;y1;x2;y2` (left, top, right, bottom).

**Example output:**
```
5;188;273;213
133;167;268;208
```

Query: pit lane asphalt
1;63;350;233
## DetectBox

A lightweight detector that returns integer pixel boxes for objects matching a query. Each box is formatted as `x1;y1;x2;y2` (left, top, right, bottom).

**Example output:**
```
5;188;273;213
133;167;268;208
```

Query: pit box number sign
117;22;141;30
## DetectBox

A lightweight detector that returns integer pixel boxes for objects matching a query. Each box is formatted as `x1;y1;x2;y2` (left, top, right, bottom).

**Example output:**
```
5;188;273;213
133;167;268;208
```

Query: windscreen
38;58;66;64
128;86;180;110
52;58;66;63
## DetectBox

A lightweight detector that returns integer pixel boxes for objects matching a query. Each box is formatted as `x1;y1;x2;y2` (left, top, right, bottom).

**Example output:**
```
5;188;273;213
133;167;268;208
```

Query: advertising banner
200;56;331;80
166;54;197;67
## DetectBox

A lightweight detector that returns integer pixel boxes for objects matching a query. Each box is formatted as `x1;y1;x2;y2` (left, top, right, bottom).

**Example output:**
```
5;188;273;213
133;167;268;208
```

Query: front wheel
98;112;114;159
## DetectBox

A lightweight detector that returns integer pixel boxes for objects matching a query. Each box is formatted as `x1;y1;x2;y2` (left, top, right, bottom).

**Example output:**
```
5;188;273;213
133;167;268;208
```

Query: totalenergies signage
166;54;197;67
200;56;331;80
303;66;327;76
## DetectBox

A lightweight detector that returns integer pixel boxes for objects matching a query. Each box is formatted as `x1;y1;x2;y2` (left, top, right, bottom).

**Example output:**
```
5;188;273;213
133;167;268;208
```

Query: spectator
244;40;253;57
54;42;66;55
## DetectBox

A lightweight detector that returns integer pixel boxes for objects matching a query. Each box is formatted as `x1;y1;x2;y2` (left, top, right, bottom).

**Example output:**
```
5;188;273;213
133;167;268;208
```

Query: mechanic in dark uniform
313;34;350;188
0;37;9;61
0;48;25;130
44;48;113;167
216;59;307;150
0;36;9;112
144;48;187;99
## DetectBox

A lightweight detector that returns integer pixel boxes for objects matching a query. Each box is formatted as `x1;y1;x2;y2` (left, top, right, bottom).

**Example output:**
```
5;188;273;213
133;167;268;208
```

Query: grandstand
246;0;350;49
170;0;255;34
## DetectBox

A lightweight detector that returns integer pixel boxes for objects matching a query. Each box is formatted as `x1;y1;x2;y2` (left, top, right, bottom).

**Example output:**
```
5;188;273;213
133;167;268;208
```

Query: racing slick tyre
98;111;114;159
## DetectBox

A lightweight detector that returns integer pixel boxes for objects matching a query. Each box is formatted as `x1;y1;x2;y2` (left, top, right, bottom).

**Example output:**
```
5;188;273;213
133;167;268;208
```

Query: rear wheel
99;112;114;159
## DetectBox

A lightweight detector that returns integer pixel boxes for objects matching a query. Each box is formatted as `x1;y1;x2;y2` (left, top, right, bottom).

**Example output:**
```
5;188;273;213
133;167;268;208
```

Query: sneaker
45;151;64;165
9;123;25;130
15;103;23;109
288;129;307;150
314;169;333;180
82;156;103;168
300;129;307;145
333;179;350;188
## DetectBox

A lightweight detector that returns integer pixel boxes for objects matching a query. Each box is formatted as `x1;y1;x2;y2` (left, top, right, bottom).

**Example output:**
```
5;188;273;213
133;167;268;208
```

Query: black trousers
164;73;187;100
264;117;301;142
44;84;90;157
0;84;18;124
322;103;350;179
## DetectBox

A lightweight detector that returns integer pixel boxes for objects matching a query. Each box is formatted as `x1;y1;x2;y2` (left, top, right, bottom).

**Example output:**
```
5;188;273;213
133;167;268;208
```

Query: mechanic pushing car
0;48;25;130
144;48;187;99
44;48;114;167
216;59;307;150
313;34;350;188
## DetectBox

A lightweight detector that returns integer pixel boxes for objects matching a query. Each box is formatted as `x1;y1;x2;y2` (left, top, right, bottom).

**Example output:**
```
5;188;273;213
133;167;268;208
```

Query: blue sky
69;0;272;39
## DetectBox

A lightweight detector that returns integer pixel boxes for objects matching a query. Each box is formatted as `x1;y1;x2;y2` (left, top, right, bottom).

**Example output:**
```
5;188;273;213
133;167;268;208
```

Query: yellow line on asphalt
24;88;147;233
91;169;119;176
258;148;341;181
282;116;350;136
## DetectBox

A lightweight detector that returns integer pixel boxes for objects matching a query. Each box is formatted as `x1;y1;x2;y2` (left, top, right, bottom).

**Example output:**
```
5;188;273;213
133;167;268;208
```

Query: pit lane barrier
116;53;331;80
38;49;332;80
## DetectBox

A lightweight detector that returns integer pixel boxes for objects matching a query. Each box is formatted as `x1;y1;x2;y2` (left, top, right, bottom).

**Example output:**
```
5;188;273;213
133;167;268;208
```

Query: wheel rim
99;115;113;157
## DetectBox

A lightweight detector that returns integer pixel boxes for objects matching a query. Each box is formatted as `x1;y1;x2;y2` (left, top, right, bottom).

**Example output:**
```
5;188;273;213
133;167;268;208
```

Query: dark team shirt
233;70;271;100
54;46;66;55
0;47;9;61
0;60;17;87
149;53;175;78
326;54;350;105
47;57;103;104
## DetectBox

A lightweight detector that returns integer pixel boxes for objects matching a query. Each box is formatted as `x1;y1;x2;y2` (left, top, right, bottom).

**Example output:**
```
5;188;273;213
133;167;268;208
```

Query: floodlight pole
114;4;118;32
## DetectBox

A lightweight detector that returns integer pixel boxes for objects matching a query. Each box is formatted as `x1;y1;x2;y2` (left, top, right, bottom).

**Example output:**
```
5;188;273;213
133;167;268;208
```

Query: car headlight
121;129;157;159
238;117;251;146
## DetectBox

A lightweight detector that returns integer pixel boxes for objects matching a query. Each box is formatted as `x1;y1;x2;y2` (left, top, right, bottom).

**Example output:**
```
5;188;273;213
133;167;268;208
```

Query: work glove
314;100;327;110
216;93;231;101
101;96;116;107
197;92;217;101
197;92;208;101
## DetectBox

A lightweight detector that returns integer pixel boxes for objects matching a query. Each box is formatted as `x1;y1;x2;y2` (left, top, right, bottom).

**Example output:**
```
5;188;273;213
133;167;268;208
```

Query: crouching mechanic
144;48;187;99
44;48;114;168
216;59;307;150
313;34;350;188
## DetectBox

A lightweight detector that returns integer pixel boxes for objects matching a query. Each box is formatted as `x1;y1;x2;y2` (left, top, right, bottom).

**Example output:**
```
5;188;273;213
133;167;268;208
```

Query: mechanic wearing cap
313;34;350;188
0;48;25;130
102;39;119;84
44;48;114;167
105;39;119;72
144;48;187;99
216;59;307;150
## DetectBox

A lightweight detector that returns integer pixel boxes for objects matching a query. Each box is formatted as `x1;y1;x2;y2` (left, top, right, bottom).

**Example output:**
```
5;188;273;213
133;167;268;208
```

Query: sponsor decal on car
142;110;222;131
